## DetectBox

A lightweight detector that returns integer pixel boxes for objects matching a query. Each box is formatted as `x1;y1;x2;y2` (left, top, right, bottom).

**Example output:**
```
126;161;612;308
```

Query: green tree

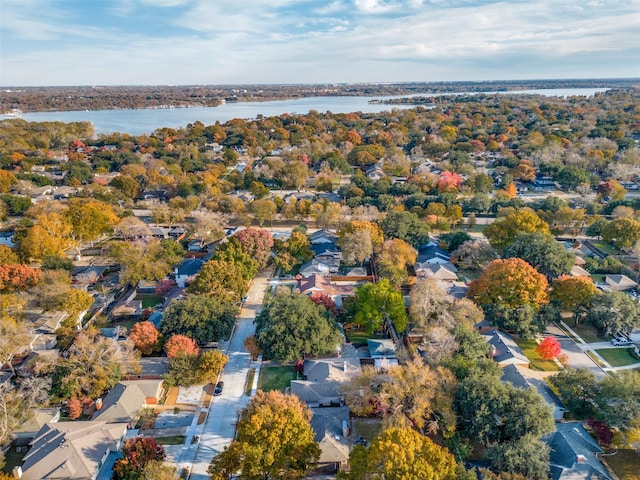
354;279;408;334
188;260;248;303
602;217;640;248
380;210;431;247
109;239;184;285
483;209;550;251
549;367;600;417
587;290;640;335
234;228;274;269
208;390;321;480
597;370;640;429
213;237;259;280
487;435;550;480
503;232;575;278
250;198;277;226
161;295;236;345
163;352;200;387
339;427;458;480
255;292;341;361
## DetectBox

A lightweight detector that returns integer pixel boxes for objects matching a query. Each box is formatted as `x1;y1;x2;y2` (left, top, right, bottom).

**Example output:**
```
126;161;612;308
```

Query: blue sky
1;0;639;86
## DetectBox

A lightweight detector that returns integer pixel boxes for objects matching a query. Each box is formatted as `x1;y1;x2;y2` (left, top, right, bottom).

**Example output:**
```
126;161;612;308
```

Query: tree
113;437;166;480
483;209;550;251
503;232;575;278
587;289;640;335
380;210;431;247
109;239;184;285
440;231;472;253
129;321;160;355
487;435;550;480
0;170;18;193
188;259;248;303
52;328;140;400
468;258;549;310
339;427;458;480
208;390;321;480
188;210;228;248
409;276;455;332
234;228;274;269
308;291;337;315
597;370;640;429
0;264;41;291
536;337;561;360
602;217;640;248
451;240;499;272
255;292;341;361
354;279;408;334
65;199;119;247
163;352;200;387
549;367;600;416
550;275;597;324
114;216;152;240
0;245;18;265
376;238;417;287
164;334;199;359
20;212;77;261
250;198;277;226
0;377;51;449
161;295;236;345
198;350;228;384
340;227;373;265
214;237;259;280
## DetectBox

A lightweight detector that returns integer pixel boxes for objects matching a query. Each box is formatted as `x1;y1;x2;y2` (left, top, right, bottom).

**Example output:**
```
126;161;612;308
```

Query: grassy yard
353;418;383;442
257;366;297;392
572;323;605;343
604;449;640;480
155;435;186;445
345;329;383;348
593;242;621;256
594;348;639;367
135;295;164;308
515;339;560;372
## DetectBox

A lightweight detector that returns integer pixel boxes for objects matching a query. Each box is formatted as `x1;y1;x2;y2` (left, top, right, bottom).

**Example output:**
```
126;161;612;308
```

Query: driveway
187;267;273;479
546;324;607;378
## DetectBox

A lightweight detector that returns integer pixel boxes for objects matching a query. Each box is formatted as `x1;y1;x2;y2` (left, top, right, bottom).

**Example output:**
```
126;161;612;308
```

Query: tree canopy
483;209;550;251
255;292;341;361
503;232;575;278
354;279;408;334
208;390;320;480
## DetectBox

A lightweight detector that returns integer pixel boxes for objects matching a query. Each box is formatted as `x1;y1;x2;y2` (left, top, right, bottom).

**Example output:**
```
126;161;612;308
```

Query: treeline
2;78;637;113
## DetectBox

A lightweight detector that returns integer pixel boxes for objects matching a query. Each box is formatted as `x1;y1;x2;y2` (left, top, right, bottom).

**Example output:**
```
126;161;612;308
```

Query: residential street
182;267;273;479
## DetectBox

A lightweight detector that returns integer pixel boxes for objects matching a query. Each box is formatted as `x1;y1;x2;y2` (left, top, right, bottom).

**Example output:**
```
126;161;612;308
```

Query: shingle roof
546;422;611;480
483;330;530;366
176;257;204;276
92;383;146;423
310;407;351;465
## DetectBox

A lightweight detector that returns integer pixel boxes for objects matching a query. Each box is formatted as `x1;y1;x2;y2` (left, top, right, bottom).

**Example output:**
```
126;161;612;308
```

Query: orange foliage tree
164;334;199;359
468;258;549;310
129;321;160;356
551;275;598;324
0;264;41;291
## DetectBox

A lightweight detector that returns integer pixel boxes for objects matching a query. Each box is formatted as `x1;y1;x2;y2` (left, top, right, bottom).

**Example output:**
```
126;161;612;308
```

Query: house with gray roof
483;330;530;368
310;406;351;474
17;421;127;480
289;358;361;407
501;364;566;420
174;257;205;287
545;422;612;480
91;382;148;427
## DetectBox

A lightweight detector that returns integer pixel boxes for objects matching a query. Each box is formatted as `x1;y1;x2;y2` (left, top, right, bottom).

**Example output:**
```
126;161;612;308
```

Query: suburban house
299;259;332;277
309;229;339;245
415;262;458;281
310;406;351;474
367;339;399;370
545;422;612;480
483;330;530;368
92;380;162;427
296;274;354;308
415;244;450;265
289;358;361;407
16;421;127;480
25;310;69;352
0;231;15;247
174;257;205;288
601;274;638;292
529;176;557;191
13;408;60;445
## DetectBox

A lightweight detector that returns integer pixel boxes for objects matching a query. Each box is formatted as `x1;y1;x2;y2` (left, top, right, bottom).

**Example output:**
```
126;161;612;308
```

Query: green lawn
135;295;164;308
594;348;639;367
345;329;384;348
604;449;640;480
155;435;186;445
257;366;297;392
593;242;621;255
353;418;383;442
245;368;256;395
572;323;605;343
515;339;560;372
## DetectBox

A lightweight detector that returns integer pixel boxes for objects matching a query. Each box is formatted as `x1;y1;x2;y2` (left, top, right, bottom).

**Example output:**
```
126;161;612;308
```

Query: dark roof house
483;330;530;368
91;382;147;426
310;406;351;474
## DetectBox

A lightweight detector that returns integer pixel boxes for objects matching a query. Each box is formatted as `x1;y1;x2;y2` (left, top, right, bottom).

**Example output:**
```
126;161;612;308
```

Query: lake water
5;88;609;136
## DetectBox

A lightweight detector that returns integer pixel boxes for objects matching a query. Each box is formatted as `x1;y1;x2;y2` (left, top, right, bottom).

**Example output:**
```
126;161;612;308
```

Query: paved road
187;267;272;479
546;324;608;378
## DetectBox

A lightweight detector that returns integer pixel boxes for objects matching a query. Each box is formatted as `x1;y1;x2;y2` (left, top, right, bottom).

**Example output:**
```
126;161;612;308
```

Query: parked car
214;381;224;396
611;337;631;346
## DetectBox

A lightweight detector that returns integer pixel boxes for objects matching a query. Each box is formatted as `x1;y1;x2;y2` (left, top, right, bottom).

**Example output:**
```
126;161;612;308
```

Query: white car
611;337;631;346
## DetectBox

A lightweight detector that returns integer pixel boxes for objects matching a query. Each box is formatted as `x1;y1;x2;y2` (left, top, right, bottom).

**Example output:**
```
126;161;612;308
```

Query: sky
1;0;639;86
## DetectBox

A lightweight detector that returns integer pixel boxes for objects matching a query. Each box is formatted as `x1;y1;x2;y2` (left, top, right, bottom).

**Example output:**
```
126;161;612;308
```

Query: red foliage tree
588;418;613;446
438;171;463;193
113;437;166;480
155;278;176;296
309;292;337;315
164;334;199;359
129;321;160;356
68;397;82;420
234;228;274;268
0;264;41;291
536;337;562;360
